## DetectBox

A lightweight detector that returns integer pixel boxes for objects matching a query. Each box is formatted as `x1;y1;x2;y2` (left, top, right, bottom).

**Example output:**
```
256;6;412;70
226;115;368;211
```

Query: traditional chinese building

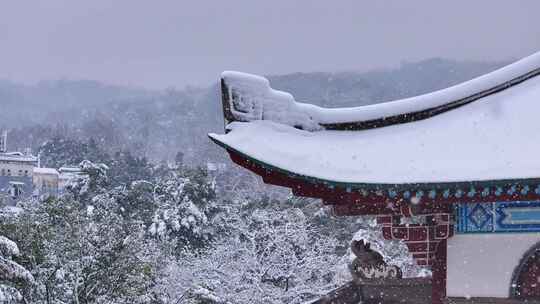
209;52;540;303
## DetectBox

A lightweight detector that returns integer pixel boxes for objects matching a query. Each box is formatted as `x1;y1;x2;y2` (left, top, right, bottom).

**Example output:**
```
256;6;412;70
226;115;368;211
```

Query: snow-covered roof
59;167;83;173
210;52;540;185
0;152;38;163
33;167;59;176
8;181;25;186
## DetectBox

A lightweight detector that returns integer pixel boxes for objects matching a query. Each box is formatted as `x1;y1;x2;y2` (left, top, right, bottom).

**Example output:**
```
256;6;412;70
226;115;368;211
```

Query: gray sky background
1;0;540;89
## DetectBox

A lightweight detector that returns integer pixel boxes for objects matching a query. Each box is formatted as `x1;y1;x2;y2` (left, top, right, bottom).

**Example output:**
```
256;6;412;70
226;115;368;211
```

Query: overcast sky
1;1;540;89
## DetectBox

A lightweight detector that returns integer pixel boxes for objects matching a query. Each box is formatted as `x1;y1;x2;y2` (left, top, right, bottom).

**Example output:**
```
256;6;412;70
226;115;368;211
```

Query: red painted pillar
432;239;447;304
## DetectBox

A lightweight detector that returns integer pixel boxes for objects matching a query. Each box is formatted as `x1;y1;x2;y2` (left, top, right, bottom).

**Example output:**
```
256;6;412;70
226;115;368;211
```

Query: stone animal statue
349;239;402;281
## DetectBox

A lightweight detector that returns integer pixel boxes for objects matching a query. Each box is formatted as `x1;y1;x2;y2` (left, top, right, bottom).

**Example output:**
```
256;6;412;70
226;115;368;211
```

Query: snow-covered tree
38;137;110;170
155;201;346;304
149;168;219;252
0;236;34;304
5;161;162;304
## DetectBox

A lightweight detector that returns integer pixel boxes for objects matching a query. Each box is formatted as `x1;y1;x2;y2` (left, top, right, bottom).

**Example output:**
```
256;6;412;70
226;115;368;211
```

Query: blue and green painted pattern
455;201;540;233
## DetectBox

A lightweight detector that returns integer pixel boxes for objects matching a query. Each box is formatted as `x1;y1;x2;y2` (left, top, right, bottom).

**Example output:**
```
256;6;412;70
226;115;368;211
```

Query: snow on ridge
221;51;540;129
221;71;322;131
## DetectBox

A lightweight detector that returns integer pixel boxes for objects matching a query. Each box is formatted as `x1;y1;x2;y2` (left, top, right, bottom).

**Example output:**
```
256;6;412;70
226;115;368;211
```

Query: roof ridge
220;51;540;131
321;66;540;130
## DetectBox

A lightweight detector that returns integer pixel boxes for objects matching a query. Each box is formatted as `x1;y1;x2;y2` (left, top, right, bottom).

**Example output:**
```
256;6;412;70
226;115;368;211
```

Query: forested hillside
2;58;507;166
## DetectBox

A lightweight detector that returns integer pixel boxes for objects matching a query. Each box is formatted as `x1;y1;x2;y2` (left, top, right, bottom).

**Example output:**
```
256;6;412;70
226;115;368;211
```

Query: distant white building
0;131;62;205
33;167;59;198
206;162;226;173
0;149;38;206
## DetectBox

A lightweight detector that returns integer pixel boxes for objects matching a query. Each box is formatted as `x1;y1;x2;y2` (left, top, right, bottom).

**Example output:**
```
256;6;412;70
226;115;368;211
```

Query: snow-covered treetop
0;235;35;300
0;236;20;257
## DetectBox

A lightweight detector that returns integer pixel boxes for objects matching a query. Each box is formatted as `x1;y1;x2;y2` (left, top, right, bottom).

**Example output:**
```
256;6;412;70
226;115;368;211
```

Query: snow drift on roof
33;167;59;175
0;153;38;163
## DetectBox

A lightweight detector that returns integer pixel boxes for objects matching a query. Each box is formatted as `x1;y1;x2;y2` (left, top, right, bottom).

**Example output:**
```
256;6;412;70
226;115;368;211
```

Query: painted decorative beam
456;201;540;233
216;144;540;216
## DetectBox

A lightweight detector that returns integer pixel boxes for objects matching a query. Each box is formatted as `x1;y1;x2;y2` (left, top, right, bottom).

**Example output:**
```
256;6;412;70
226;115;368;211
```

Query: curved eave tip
207;132;219;141
208;133;224;144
